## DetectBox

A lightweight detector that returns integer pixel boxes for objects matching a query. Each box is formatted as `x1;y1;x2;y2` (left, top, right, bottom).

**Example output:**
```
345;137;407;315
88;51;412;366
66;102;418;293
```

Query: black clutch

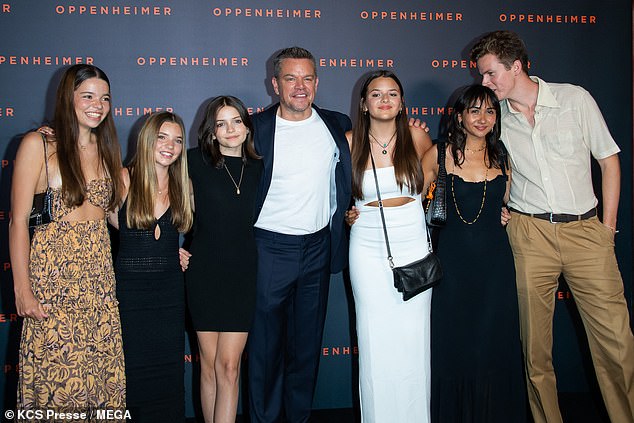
392;251;442;301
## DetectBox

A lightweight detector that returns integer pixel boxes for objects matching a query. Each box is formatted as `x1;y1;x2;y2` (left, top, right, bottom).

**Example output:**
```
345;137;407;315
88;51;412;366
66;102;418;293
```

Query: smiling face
363;76;403;122
458;98;497;142
271;58;318;121
154;121;183;169
214;105;249;157
73;77;111;130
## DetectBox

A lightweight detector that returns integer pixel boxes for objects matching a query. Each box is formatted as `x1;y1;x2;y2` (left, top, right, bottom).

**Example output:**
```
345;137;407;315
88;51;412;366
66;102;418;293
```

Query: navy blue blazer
253;103;352;273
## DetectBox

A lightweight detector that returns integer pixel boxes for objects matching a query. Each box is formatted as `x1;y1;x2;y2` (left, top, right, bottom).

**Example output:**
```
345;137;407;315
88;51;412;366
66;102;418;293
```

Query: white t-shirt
255;109;338;235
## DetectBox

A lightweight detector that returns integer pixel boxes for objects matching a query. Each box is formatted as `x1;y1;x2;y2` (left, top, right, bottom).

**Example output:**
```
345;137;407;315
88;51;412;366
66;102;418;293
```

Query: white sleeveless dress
349;166;432;423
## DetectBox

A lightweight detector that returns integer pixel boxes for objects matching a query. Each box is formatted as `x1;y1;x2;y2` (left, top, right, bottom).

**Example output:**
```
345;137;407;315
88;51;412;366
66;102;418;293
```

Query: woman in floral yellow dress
9;64;126;418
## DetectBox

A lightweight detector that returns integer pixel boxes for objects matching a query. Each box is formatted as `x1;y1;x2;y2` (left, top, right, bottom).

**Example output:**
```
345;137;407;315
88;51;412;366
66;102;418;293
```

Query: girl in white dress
346;70;433;422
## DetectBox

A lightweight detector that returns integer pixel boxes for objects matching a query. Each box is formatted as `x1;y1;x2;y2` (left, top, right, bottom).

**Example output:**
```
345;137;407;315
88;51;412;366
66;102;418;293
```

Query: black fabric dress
115;203;185;423
186;149;262;331
431;168;527;423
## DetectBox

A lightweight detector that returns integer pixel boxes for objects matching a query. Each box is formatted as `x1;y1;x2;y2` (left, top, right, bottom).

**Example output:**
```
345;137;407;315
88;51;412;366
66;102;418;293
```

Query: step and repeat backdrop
0;0;632;417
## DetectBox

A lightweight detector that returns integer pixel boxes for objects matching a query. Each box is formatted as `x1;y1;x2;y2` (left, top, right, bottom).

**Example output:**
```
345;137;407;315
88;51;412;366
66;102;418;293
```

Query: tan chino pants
507;213;634;423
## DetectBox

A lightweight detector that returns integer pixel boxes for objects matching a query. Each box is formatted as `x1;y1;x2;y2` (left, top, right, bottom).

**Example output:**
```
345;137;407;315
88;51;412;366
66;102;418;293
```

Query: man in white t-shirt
247;46;352;423
471;30;634;423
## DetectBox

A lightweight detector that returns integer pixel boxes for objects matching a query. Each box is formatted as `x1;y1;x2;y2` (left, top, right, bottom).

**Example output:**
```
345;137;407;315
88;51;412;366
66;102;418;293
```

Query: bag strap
369;151;432;270
437;141;446;179
39;132;50;190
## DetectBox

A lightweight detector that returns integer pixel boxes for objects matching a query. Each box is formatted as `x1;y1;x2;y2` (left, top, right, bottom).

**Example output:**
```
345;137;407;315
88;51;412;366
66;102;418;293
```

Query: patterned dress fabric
18;179;126;421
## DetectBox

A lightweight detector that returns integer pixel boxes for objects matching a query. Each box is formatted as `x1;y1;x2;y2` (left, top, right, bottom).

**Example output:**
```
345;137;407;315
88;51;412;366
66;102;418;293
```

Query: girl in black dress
185;96;262;423
111;111;193;422
422;85;526;422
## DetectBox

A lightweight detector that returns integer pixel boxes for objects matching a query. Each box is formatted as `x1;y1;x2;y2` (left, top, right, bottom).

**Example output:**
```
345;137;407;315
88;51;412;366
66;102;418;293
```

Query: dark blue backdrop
0;0;631;417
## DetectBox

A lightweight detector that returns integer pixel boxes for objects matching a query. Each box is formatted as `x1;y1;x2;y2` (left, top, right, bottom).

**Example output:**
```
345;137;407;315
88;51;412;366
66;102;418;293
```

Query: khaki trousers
507;213;634;423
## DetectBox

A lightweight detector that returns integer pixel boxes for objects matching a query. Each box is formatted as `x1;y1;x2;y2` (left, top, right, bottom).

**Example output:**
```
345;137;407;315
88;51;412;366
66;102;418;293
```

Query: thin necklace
79;140;95;151
157;180;168;195
451;167;488;224
224;161;245;195
465;144;486;153
369;131;396;155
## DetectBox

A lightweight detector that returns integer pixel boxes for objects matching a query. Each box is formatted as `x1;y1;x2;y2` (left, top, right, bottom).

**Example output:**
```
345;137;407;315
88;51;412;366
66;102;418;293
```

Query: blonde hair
126;111;193;232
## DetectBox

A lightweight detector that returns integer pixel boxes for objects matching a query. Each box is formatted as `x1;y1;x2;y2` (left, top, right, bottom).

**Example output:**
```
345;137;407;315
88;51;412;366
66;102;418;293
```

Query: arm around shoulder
410;125;433;160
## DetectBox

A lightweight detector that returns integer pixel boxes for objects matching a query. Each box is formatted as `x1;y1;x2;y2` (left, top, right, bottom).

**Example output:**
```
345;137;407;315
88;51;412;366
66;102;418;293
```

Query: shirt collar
502;76;560;117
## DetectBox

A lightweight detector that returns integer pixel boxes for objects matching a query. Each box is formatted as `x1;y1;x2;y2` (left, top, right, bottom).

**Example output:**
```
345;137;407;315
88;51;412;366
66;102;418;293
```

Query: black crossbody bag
369;152;442;301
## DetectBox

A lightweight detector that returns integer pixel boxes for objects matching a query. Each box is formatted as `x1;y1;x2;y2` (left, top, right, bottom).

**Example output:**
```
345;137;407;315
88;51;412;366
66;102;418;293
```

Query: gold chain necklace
465;144;486;153
369;131;396;155
451;168;488;224
223;162;244;195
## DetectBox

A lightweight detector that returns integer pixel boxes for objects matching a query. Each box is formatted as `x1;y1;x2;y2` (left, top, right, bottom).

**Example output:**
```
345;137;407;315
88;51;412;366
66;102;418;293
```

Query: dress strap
40;132;50;190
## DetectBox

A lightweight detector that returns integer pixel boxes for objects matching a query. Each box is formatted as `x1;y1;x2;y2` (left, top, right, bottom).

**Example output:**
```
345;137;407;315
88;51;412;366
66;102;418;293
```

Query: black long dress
431;169;527;422
186;149;261;332
115;202;185;423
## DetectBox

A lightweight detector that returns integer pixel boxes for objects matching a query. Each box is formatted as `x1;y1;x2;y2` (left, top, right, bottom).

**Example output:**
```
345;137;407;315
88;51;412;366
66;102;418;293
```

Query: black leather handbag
425;141;447;227
392;252;442;301
369;152;442;301
28;133;53;230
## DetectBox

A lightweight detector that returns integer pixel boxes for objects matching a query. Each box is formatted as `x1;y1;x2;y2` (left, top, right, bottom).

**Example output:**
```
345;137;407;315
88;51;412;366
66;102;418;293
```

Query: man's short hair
470;30;530;74
273;46;316;78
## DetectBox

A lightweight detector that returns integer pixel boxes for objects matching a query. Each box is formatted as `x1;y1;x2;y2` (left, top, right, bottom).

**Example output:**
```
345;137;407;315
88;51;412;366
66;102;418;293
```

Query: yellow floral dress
18;179;126;421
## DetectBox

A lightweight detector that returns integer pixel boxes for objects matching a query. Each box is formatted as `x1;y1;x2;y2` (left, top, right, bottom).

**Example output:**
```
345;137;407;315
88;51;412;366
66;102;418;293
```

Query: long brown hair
351;70;423;200
54;64;122;211
197;95;260;168
126;112;193;232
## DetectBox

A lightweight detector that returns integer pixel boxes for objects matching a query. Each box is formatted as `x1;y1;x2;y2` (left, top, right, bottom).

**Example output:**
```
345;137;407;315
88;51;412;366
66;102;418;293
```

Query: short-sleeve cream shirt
501;76;620;214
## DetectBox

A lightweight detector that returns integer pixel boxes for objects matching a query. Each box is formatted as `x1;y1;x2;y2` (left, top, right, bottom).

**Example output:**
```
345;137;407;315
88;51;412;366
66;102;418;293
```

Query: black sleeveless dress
186;149;262;331
431;165;527;422
115;202;184;423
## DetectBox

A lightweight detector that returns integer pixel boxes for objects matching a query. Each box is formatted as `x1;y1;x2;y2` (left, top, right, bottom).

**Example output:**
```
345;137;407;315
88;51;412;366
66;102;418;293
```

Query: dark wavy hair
197;95;260;168
470;30;529;74
351;70;423;200
54;64;122;211
447;85;504;169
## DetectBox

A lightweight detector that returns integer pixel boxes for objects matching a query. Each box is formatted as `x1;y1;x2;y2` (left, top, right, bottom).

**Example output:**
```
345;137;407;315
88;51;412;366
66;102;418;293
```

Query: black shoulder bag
425;141;447;228
28;133;53;229
369;152;442;301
